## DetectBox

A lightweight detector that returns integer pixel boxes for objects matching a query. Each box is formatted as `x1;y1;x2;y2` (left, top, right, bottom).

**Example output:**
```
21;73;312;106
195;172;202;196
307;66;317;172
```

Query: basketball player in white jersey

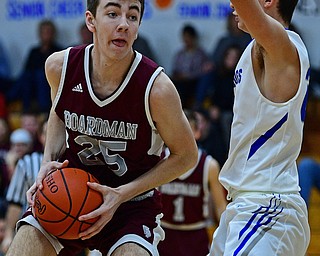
209;0;310;255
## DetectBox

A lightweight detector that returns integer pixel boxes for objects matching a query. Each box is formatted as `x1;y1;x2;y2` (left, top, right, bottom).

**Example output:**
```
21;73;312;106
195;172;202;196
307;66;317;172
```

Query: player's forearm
42;110;66;163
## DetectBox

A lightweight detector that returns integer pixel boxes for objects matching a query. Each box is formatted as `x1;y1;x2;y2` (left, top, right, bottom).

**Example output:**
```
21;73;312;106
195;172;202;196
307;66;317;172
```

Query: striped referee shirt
6;151;43;212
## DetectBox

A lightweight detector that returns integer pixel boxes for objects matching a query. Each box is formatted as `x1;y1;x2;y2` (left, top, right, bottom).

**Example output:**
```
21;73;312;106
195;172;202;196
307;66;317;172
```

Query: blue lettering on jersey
234;68;242;86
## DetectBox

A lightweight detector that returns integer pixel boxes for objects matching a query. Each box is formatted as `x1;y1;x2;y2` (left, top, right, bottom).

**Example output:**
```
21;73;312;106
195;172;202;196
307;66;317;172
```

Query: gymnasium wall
1;0;320;78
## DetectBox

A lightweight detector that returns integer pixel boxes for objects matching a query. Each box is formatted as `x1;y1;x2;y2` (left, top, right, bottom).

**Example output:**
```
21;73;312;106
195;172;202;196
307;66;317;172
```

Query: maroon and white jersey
54;44;164;188
159;148;212;230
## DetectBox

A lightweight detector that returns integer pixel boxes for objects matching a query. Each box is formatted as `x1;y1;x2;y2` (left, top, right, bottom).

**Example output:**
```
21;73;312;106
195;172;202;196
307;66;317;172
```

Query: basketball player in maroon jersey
6;0;198;255
158;110;227;256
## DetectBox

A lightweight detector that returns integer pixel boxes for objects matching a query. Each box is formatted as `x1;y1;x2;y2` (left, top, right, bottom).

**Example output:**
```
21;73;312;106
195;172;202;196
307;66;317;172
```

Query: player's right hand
27;160;69;206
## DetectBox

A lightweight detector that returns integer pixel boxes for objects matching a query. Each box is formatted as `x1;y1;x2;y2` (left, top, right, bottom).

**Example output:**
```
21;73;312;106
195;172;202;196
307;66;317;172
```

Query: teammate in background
209;1;310;255
6;0;198;255
158;109;227;256
1;121;47;253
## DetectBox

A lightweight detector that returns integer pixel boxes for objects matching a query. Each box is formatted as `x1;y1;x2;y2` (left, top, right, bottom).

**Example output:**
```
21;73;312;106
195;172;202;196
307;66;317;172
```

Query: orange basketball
33;168;103;239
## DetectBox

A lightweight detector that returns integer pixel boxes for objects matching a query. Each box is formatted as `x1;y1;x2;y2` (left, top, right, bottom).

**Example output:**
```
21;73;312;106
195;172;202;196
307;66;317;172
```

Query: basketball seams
34;168;103;239
59;171;94;237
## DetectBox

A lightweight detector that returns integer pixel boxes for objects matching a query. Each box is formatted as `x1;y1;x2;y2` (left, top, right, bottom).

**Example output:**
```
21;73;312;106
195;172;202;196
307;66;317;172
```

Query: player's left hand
78;182;123;240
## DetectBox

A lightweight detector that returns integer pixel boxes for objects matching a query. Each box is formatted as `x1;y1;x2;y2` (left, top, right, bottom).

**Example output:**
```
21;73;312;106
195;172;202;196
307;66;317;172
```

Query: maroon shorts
158;227;210;256
22;190;162;255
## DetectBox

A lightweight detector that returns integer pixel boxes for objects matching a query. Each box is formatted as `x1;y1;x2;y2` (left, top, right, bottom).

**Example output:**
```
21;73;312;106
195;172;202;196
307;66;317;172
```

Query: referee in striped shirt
1;121;47;253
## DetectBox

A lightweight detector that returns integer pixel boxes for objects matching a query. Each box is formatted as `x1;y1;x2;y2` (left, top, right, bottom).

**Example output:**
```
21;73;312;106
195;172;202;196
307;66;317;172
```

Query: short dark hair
38;19;56;36
277;0;298;24
87;0;145;21
182;24;198;39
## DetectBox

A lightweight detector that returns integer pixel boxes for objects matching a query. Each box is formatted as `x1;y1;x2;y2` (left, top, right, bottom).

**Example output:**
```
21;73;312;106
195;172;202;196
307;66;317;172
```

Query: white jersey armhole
52;47;71;110
145;67;165;156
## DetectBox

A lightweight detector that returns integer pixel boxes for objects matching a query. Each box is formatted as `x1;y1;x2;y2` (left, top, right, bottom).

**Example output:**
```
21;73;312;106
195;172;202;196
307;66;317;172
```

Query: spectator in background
133;34;157;62
171;24;210;109
0;118;10;213
4;128;33;181
20;111;43;152
79;22;93;45
0;40;11;82
0;40;11;119
297;157;320;207
195;108;227;168
69;22;93;47
158;109;227;256
196;45;242;159
0;118;10;161
206;45;242;154
210;11;251;67
10;19;62;114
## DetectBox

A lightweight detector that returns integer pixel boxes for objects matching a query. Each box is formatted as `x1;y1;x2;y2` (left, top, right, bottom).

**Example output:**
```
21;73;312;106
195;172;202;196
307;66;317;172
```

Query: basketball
33;168;103;239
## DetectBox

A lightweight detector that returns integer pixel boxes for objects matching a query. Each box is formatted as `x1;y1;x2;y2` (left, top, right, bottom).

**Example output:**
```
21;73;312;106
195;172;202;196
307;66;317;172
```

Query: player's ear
85;11;96;32
264;0;274;7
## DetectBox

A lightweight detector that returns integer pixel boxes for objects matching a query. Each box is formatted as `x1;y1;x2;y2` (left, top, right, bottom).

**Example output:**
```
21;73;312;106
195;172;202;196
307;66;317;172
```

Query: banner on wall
6;0;85;20
1;0;320;78
4;0;232;20
1;0;233;76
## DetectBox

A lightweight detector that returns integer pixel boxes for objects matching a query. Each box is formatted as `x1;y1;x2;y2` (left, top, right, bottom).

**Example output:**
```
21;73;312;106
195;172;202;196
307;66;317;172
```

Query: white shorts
209;193;310;256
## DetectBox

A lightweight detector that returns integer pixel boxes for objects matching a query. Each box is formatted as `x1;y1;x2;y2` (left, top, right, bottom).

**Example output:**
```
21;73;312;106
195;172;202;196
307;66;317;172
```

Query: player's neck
89;49;135;97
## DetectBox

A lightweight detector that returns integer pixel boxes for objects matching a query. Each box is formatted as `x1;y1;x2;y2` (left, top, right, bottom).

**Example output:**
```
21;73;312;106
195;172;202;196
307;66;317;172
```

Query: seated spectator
171;24;210;108
297;157;320;207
